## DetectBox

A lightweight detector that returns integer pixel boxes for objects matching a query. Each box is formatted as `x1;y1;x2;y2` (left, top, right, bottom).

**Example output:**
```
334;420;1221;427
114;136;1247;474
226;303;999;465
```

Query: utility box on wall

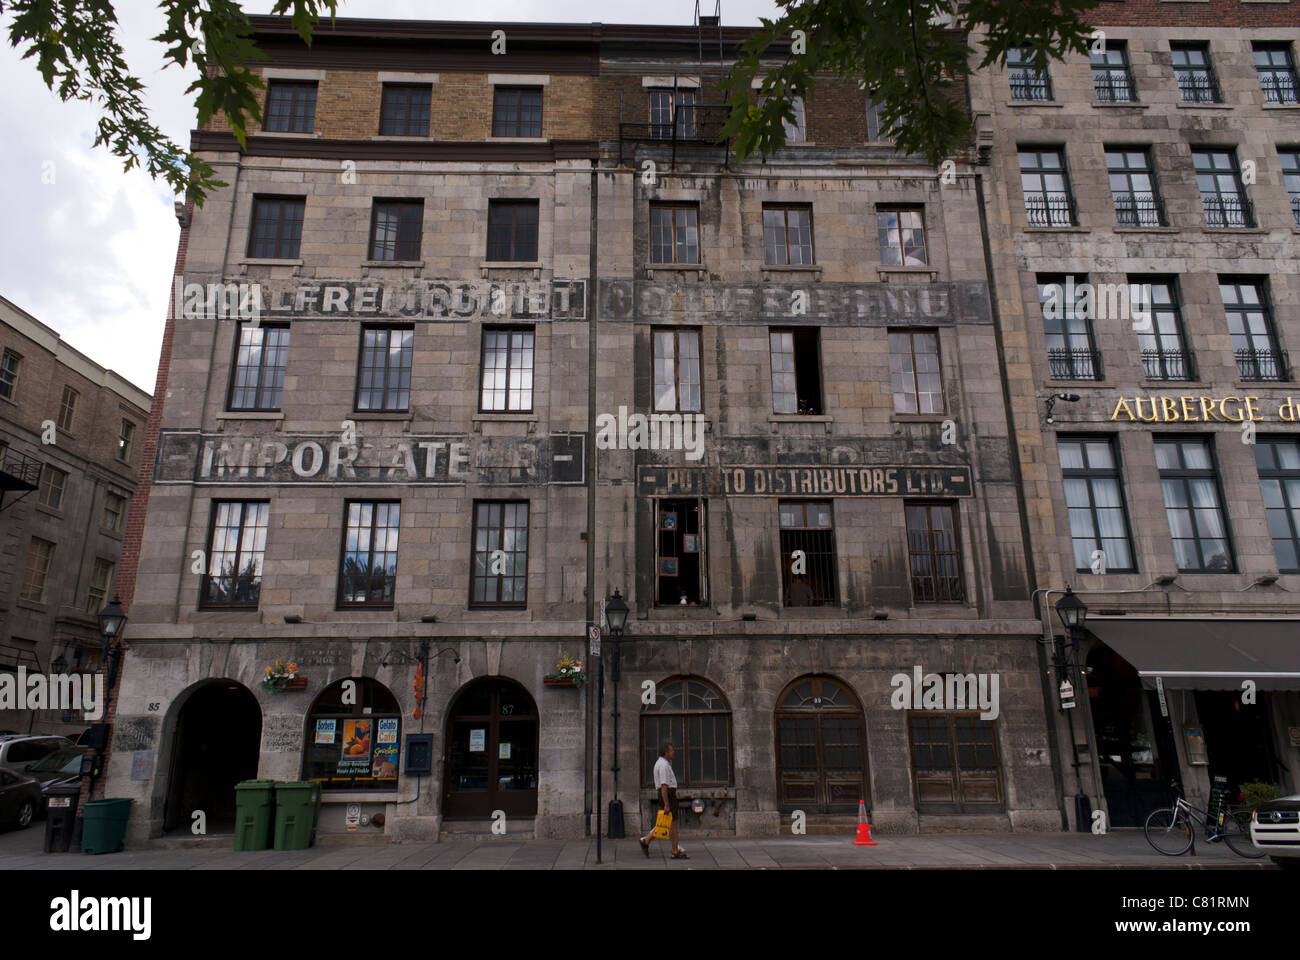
404;734;434;775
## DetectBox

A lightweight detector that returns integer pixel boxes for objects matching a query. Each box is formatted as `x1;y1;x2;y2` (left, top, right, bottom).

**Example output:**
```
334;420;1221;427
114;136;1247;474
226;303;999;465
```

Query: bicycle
1143;785;1265;858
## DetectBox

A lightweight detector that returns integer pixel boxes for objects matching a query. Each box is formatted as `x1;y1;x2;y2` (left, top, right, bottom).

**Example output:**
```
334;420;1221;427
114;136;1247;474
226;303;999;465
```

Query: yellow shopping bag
652;809;672;839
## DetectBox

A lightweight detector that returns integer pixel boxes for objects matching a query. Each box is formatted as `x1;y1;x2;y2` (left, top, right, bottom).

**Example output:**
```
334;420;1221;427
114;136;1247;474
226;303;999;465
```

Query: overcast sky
0;0;781;396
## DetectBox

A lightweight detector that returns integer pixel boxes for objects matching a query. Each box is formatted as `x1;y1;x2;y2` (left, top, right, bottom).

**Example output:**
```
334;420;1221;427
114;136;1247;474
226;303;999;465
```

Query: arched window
303;677;401;791
640;677;731;787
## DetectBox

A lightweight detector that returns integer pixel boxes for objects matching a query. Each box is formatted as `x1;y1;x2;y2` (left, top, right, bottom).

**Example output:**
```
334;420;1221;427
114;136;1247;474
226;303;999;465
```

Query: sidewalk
0;825;1279;869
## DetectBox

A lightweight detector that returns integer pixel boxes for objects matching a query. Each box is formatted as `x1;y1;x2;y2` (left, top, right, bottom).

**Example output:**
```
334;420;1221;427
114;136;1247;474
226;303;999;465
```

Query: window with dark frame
486;200;539;262
1007;46;1053;101
866;97;899;142
1280;150;1300;228
379;83;431;136
1092;41;1136;102
0;349;20;400
1039;275;1100;381
479;326;535;412
650;203;700;264
1254;438;1300;573
355;326;414;411
1058;436;1136;573
657;499;705;605
1019;148;1075;226
471;501;529;607
909;713;1003;813
1221;279;1287;381
118;419;135;461
57;385;77;433
889;329;943;414
1136;278;1193;381
369;200;423;261
38;466;66;510
1193;149;1253;228
1254;42;1299;105
104;493;127;533
905;502;964;603
640;678;732;787
649;89;695;139
339;501;400;607
304;678;402;791
247;196;305;259
229;323;290;411
1106;148;1164;226
652;327;701;412
763;205;814;265
19;538;54;603
877;207;927;265
492;87;543;137
769;328;823;415
201;501;269;607
264;80;317;133
86;558;114;615
1155;437;1233;572
1171;42;1219;103
779;501;837;606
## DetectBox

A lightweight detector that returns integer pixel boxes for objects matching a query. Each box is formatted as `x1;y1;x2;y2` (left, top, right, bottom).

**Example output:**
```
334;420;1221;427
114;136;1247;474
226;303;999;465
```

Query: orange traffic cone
853;800;877;846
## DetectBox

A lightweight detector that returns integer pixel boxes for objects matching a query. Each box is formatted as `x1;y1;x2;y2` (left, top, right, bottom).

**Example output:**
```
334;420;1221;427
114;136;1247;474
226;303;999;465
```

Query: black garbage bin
44;786;80;853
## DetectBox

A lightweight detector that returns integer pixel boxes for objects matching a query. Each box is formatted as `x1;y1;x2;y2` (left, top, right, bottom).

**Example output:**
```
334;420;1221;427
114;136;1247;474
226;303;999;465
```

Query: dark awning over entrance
1090;619;1300;691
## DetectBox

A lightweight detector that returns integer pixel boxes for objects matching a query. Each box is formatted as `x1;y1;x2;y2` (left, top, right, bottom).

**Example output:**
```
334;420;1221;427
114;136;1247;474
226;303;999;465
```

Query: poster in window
682;534;699;553
377;718;399;744
499;741;512;760
659;557;678;576
372;743;399;779
469;728;486;752
315;719;337;745
660;511;677;531
337;719;372;774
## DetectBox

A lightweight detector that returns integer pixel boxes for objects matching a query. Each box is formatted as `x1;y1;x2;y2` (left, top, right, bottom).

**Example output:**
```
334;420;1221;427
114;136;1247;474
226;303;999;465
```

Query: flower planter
543;677;578;687
282;677;307;690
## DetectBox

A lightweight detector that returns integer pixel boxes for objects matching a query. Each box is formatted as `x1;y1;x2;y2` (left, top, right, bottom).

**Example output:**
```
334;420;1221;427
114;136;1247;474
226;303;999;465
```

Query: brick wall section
89;202;191;801
1091;0;1299;27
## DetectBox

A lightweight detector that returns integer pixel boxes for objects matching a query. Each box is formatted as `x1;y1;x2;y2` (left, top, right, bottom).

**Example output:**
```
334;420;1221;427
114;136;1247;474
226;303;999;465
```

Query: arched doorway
163;680;261;833
1087;642;1179;827
774;675;869;814
443;677;538;819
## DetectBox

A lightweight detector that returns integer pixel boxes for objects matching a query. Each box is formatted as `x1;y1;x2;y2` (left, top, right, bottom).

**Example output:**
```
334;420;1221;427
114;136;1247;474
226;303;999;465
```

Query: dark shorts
661;787;677;810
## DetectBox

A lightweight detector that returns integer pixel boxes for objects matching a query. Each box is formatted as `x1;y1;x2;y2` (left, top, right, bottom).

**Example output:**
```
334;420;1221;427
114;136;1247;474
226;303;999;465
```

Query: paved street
0;825;1281;869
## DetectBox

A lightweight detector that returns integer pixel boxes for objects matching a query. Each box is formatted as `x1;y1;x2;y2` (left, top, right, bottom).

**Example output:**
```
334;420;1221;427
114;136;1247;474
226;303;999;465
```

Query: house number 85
147;702;161;711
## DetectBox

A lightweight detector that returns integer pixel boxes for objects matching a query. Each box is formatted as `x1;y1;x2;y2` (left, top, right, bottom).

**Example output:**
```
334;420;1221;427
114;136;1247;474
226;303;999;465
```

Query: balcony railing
1141;349;1194;381
1093;73;1136;102
1260;73;1299;105
1048;348;1102;381
1201;192;1255;228
1024;192;1076;227
1235;348;1290;382
1176;71;1220;103
1010;73;1052;101
1113;193;1166;227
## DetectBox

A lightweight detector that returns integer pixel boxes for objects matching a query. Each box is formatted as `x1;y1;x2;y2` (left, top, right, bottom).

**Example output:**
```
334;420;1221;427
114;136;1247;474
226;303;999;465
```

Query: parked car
23;747;89;799
0;767;43;829
0;735;73;773
1250;794;1300;869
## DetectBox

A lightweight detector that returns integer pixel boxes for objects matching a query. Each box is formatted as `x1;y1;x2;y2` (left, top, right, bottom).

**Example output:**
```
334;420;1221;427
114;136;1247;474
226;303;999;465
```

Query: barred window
1007;46;1052;101
202;501;269;607
1136;278;1192;381
1019;148;1074;227
355;326;413;411
906;502;964;603
471;501;529;607
1171;43;1218;103
1254;42;1299;105
1194;149;1253;228
1221;279;1285;382
641;677;732;787
1106;148;1164;227
339;501;400;607
229;323;289;411
1091;41;1135;102
779;500;837;606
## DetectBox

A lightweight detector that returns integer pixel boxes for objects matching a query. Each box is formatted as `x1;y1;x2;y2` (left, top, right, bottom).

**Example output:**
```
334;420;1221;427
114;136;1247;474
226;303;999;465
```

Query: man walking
640;741;688;859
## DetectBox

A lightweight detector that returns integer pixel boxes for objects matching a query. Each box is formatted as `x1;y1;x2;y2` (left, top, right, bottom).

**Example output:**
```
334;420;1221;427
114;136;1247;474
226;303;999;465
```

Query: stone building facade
971;0;1300;829
102;14;1082;844
0;295;150;739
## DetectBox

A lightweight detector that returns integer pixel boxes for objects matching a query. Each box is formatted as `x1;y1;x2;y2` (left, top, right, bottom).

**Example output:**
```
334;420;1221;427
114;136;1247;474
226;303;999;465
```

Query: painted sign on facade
637;464;974;498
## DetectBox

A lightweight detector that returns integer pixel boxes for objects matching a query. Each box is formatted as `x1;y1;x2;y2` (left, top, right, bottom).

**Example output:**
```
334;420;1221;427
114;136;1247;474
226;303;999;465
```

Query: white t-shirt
653;755;677;789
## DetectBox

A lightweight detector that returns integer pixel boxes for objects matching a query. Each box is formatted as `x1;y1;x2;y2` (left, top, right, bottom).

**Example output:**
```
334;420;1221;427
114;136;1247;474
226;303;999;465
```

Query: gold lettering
1180;397;1199;422
1110;398;1136;422
1134;397;1159;423
1280;397;1297;423
1160;397;1180;422
1219;397;1244;422
1200;396;1220;422
1245;396;1263;422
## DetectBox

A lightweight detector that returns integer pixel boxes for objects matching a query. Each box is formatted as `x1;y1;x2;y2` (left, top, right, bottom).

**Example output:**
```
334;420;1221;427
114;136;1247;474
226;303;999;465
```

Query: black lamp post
1053;587;1087;710
595;589;629;864
86;596;128;799
604;591;628;841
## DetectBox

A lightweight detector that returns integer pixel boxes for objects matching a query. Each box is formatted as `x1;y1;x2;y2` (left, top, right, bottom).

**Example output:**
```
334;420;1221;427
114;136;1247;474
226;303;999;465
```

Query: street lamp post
81;596;127;812
1054;586;1090;828
596;589;628;864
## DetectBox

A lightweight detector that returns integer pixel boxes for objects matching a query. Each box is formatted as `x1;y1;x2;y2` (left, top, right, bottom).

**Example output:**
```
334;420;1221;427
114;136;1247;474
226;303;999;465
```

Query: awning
1089;619;1300;691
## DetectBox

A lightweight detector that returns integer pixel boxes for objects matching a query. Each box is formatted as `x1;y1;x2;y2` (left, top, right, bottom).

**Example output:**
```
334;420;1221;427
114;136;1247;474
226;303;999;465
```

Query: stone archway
162;679;261;833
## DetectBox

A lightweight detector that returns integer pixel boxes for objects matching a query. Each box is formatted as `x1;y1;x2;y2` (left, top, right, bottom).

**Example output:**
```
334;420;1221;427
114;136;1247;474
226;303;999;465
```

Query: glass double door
443;679;538;819
775;676;869;814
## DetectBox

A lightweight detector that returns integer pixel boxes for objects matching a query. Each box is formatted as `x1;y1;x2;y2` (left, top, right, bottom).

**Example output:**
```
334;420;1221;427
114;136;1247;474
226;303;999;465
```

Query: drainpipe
584;160;600;832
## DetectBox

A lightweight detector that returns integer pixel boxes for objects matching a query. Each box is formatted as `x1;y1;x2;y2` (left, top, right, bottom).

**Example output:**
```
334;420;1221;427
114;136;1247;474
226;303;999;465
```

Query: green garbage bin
234;780;277;851
273;782;319;851
81;798;132;855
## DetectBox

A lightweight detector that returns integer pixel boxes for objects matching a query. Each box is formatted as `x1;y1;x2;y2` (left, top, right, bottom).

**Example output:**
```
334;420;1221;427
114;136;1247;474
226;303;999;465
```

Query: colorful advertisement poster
377;718;399;744
315;719;337;745
338;719;372;774
372;743;399;779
